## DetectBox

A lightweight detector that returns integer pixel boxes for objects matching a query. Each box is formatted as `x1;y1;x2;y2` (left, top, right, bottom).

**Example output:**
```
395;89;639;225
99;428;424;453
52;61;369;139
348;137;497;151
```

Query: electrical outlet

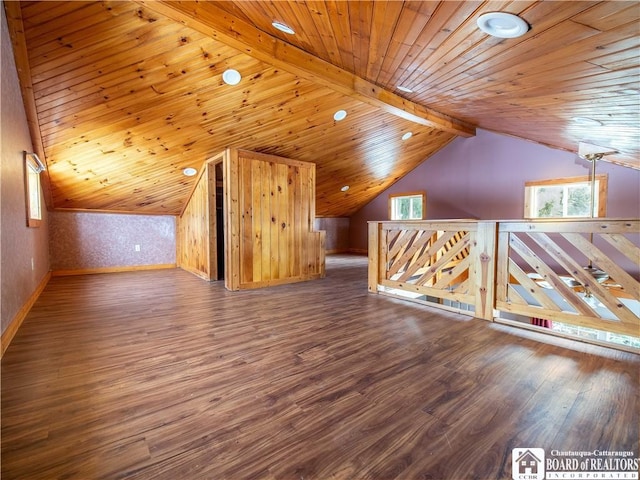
135;244;141;252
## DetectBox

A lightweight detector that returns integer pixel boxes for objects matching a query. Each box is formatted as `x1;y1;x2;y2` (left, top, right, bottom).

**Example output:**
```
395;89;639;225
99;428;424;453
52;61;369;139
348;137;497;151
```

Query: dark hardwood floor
2;255;638;479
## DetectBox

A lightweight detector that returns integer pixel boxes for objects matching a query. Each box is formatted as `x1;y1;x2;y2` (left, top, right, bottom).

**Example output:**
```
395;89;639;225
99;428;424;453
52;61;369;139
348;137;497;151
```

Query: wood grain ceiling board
7;0;455;216
214;0;639;169
6;0;639;219
138;1;474;136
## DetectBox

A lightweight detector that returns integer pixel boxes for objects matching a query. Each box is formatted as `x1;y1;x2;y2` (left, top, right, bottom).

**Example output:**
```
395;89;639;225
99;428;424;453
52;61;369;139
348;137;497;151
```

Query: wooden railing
368;219;639;341
496;219;639;337
368;220;496;320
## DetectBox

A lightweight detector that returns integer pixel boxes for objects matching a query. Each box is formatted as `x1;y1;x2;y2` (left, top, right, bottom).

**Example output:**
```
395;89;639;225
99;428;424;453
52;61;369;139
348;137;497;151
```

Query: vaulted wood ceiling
5;1;639;216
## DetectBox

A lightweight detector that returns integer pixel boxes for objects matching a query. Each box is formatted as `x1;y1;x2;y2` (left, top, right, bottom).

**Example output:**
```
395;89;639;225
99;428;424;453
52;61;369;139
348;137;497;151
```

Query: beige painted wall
1;5;50;335
314;217;350;253
49;211;176;272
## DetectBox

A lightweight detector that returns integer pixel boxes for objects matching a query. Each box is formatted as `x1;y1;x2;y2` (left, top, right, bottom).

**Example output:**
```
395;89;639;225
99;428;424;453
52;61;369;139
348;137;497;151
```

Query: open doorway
214;162;224;280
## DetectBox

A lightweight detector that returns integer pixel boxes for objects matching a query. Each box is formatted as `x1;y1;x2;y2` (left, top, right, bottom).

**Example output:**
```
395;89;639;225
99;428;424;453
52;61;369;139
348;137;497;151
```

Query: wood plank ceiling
5;1;639;216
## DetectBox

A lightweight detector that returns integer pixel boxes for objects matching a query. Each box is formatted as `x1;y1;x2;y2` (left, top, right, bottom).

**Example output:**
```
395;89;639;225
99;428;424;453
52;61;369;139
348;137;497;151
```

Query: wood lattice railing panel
496;220;640;337
368;221;496;319
384;228;469;286
369;219;638;345
368;219;640;337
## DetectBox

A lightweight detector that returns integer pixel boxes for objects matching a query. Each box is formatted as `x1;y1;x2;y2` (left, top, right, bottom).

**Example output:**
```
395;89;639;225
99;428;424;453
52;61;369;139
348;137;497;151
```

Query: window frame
24;152;43;227
388;191;426;221
524;174;607;219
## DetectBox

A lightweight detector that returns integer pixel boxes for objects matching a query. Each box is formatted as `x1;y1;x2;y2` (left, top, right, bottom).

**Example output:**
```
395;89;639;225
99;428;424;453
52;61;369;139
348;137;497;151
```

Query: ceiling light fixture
333;110;347;121
477;12;529;38
272;21;295;35
222;69;242;86
402;132;413;141
183;167;198;177
397;86;413;93
341;185;350;192
572;117;603;126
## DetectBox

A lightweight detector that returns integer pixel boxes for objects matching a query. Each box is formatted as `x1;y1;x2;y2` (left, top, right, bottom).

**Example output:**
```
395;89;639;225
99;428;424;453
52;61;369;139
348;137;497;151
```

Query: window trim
388;191;427;220
24;152;43;228
524;174;607;219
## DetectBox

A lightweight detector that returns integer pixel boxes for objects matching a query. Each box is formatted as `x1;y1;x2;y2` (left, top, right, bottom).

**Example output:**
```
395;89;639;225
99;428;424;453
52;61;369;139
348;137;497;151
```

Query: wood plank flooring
2;255;638;479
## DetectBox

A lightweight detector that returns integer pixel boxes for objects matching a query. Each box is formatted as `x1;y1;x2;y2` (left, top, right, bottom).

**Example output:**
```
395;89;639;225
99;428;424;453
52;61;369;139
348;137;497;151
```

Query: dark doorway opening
215;162;225;281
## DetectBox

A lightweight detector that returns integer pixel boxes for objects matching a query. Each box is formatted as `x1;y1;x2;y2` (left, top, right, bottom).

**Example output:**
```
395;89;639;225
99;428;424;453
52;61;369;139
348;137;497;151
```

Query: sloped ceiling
5;1;639;217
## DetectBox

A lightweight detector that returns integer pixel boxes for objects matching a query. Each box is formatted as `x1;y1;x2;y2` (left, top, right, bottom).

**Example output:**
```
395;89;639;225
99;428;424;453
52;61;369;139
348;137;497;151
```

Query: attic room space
1;1;639;479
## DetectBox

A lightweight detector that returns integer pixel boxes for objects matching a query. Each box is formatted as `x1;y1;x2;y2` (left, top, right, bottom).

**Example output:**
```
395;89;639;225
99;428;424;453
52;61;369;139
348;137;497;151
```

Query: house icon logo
512;448;545;480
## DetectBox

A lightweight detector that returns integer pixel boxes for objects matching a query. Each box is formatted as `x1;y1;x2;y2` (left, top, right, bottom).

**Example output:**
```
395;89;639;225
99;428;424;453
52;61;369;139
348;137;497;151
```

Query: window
524;175;607;219
24;152;44;227
389;192;426;220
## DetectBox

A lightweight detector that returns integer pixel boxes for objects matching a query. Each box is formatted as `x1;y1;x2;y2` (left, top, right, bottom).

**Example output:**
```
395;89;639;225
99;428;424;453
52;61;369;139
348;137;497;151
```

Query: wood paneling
225;149;325;290
176;162;216;280
2;256;638;478
140;1;475;136
5;1;456;217
177;147;324;288
4;1;638;219
213;1;639;169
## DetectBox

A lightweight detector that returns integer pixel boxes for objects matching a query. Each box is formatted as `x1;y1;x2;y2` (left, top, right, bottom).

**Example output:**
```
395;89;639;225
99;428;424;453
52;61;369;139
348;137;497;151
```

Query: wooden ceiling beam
136;0;476;137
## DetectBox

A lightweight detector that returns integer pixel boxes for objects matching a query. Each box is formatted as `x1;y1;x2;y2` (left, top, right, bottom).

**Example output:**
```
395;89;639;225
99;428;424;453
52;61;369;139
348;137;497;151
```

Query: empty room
1;1;638;479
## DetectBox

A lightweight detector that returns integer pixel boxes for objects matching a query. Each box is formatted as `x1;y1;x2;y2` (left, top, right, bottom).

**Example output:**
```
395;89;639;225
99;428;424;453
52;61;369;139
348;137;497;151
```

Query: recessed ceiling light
341;185;350;192
477;12;529;38
222;69;241;86
333;110;347;121
272;21;295;35
572;117;603;126
402;132;413;141
397;86;413;93
183;167;197;177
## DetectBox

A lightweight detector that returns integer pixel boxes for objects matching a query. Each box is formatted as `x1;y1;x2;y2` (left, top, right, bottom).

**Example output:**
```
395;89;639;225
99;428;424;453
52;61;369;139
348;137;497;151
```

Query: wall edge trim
52;264;176;276
1;271;52;357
